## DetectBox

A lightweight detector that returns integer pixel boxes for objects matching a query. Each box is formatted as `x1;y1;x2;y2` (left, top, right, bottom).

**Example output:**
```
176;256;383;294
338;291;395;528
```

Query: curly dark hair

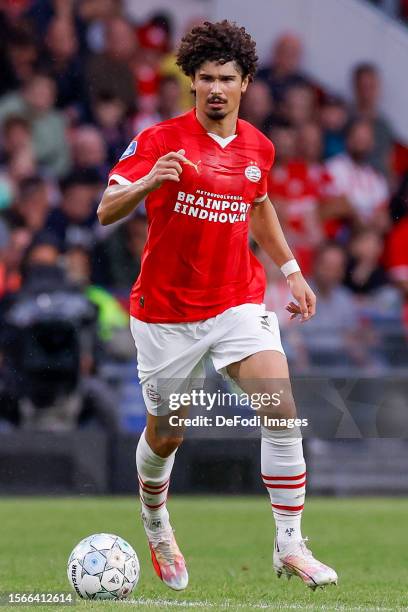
176;20;258;80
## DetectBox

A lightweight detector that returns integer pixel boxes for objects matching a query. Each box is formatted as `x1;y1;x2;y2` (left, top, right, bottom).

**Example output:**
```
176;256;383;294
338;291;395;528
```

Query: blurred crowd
0;1;407;429
243;33;408;372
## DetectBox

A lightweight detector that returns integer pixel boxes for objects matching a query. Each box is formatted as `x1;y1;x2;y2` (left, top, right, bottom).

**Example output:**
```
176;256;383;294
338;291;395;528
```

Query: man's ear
241;76;250;94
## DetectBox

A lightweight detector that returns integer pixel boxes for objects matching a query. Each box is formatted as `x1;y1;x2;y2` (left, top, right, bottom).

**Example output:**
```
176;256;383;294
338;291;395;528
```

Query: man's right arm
97;150;187;226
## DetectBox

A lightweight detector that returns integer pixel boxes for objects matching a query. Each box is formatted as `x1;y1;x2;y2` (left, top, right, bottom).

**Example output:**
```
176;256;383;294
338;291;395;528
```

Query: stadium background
0;0;407;492
0;1;408;609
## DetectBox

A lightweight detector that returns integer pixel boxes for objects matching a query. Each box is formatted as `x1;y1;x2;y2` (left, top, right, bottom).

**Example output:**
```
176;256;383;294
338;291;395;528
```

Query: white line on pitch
116;599;399;611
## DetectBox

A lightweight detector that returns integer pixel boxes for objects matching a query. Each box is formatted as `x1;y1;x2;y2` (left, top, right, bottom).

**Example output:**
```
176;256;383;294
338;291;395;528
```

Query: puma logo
184;158;201;173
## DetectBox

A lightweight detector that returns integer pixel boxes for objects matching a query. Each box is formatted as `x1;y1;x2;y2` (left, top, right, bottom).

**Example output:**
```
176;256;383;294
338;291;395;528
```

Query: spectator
297;121;350;243
0;72;71;177
2;176;51;234
6;144;37;187
0;115;34;206
70;125;108;180
132;75;182;134
385;198;408;326
0;230;119;432
42;16;85;112
0;115;32;165
93;213;147;291
266;118;297;166
297;121;324;167
240;80;274;131
345;228;402;358
0;225;32;300
46;169;101;249
64;244;133;360
352;63;393;175
295;242;371;369
257;33;309;104
344;228;389;295
135;13;173;112
323;118;390;236
157;75;183;121
24;0;77;39
23;228;62;269
319;94;348;159
389;171;408;223
266;119;323;275
92;93;129;165
77;0;124;54
159;16;202;111
86;17;137;113
133;73;183;134
137;12;172;56
283;83;317;127
1;26;39;95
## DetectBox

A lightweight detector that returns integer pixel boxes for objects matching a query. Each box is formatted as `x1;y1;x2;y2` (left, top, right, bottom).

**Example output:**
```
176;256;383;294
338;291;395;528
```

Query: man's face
240;81;273;123
17;184;49;231
192;60;249;121
314;248;346;289
273;35;302;75
62;185;95;222
298;123;322;163
24;76;56;113
356;71;380;106
28;244;60;267
269;126;297;164
347;122;374;163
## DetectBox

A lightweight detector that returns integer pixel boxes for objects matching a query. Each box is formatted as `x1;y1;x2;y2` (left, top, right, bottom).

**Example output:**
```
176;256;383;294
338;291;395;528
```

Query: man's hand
285;272;316;322
144;149;188;193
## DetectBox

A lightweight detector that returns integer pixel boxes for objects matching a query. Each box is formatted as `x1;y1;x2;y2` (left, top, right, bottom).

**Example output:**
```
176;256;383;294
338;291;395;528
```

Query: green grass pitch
1;496;407;611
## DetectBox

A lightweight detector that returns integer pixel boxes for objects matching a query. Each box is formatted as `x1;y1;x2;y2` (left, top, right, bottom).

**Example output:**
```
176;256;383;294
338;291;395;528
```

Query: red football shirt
108;109;275;322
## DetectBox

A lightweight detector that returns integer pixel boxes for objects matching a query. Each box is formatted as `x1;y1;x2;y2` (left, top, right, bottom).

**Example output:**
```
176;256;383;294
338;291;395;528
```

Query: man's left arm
250;196;316;322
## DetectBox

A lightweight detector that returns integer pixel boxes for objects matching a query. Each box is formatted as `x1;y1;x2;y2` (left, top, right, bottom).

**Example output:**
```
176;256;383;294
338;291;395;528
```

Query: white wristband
280;259;301;278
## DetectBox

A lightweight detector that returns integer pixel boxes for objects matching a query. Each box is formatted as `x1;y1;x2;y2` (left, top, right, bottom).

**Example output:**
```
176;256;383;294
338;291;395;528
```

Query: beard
349;150;369;164
205;108;228;120
205;97;228;120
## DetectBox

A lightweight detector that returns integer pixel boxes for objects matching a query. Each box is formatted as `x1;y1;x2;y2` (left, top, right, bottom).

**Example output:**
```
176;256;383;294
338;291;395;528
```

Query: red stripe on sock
262;472;306;481
138;476;170;489
140;496;167;510
271;503;304;512
138;476;169;494
264;480;306;489
138;482;169;495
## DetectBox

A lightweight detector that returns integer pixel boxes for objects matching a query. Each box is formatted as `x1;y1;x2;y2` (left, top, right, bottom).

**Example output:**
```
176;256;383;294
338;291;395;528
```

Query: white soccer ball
67;533;140;600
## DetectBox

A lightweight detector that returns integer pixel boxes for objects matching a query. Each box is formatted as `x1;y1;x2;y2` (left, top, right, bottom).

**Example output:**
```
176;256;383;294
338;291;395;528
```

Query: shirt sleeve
108;129;161;186
254;141;275;203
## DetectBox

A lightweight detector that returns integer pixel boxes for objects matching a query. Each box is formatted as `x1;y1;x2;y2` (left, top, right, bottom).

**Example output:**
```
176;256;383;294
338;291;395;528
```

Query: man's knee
146;428;184;457
241;380;297;420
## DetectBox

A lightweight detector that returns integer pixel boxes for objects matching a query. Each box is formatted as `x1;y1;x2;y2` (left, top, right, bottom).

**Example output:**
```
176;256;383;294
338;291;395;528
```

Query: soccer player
98;21;337;592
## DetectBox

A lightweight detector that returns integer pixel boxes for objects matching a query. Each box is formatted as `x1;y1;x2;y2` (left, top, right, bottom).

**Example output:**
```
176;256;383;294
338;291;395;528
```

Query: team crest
120;141;137;160
145;384;162;404
245;165;261;183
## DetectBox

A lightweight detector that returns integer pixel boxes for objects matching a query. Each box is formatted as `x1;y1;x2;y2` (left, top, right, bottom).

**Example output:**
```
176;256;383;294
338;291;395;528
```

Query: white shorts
130;303;285;415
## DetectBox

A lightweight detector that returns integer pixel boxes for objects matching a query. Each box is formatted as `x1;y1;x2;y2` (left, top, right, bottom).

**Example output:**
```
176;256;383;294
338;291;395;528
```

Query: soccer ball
67;533;140;600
